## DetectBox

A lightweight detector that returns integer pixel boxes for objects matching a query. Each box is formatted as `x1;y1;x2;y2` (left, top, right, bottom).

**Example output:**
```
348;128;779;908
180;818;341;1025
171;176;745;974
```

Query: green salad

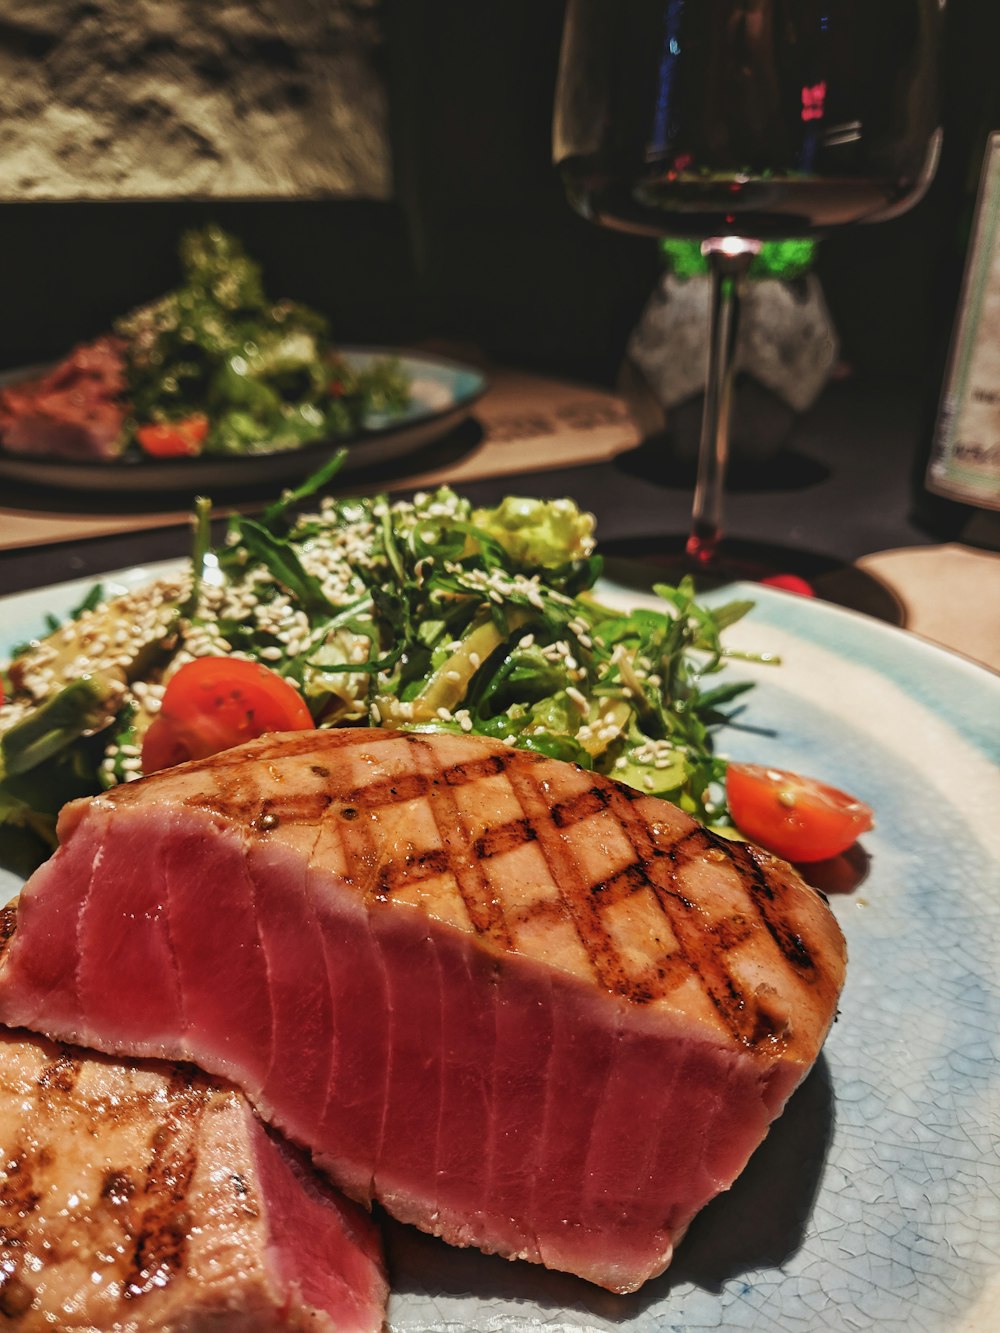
117;225;410;457
0;457;767;874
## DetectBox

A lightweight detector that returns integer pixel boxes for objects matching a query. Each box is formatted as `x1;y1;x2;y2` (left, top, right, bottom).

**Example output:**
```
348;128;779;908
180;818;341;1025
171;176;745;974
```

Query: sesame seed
566;686;589;714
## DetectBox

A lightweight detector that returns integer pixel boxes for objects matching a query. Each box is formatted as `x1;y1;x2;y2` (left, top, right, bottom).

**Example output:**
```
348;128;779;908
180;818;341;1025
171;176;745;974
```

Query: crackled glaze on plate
1;567;998;1332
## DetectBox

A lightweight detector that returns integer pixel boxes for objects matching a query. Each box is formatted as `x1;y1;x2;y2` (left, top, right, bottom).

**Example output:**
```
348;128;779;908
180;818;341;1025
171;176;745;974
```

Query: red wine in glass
553;0;944;567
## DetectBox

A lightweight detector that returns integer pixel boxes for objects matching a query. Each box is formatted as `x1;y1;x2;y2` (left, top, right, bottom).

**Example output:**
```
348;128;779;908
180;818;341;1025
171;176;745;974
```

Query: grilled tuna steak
0;1025;387;1328
0;730;847;1294
0;336;127;459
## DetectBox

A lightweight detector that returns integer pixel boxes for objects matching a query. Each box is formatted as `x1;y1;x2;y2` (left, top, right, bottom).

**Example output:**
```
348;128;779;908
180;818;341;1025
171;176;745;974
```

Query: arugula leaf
232;519;330;616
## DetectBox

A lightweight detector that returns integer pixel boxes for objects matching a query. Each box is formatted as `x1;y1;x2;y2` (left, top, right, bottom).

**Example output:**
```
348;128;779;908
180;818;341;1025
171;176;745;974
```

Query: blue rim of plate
0;347;488;494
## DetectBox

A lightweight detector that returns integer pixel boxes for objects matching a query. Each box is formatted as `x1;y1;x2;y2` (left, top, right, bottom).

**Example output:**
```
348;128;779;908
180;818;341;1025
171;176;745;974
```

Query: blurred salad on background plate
0;226;487;493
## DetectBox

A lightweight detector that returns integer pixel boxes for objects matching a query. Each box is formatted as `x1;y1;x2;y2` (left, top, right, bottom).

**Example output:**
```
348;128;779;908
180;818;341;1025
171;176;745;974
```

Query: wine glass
553;0;944;569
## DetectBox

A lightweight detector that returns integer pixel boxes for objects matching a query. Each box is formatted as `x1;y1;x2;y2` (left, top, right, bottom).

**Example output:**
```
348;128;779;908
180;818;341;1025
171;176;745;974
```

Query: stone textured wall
0;0;391;200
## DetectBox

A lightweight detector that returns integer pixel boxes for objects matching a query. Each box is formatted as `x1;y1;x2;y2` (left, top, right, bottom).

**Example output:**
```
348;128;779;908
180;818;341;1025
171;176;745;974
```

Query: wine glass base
684;530;721;568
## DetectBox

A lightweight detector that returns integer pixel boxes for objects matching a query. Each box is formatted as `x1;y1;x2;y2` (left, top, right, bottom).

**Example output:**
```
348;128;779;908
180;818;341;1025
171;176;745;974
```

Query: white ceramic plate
0;349;487;493
1;564;998;1331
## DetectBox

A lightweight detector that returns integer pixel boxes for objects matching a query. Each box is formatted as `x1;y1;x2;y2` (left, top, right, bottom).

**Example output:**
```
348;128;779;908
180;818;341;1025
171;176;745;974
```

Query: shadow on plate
798;842;872;896
384;1054;835;1324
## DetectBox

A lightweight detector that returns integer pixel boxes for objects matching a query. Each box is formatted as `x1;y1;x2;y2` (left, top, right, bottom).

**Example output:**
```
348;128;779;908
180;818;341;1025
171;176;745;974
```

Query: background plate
1;566;998;1331
0;349;487;493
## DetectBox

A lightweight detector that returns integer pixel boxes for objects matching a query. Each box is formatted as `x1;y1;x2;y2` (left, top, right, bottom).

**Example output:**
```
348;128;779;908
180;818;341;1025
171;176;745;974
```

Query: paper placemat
817;543;1000;672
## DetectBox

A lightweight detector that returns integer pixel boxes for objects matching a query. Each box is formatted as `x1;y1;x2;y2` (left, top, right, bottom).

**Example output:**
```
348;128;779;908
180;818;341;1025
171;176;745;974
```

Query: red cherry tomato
759;573;815;597
141;657;314;774
135;414;210;458
726;762;874;863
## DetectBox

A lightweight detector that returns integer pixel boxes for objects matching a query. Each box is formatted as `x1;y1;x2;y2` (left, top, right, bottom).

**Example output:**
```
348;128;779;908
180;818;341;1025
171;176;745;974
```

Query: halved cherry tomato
726;762;874;863
135;414;210;458
141;657;314;774
759;573;815;597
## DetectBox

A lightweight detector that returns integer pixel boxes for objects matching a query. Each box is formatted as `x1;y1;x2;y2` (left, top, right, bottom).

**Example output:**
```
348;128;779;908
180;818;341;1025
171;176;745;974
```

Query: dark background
0;0;994;401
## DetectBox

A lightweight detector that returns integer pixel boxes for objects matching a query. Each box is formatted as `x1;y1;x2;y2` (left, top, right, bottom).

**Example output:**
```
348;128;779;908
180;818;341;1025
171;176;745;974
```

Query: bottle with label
924;131;1000;544
912;0;1000;550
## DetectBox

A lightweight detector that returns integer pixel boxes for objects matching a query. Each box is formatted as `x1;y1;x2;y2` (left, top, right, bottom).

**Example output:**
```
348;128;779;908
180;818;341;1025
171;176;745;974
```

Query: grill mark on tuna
602;785;776;1047
721;837;819;974
122;1069;210;1301
344;772;431;810
441;751;514;786
0;1151;41;1218
378;848;453;896
590;861;671;907
506;896;567;929
669;824;820;978
0;1267;33;1319
631;950;698;1000
0;906;16;964
406;737;514;946
37;1048;82;1097
0;1098;45;1317
473;818;537;860
198;790;334;829
101;1168;137;1206
550;786;610;828
710;913;757;952
502;760;633;997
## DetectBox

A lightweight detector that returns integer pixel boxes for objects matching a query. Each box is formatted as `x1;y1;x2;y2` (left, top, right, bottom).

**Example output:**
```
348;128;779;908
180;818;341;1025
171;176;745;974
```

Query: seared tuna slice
0;1020;387;1330
0;730;847;1293
0;336;127;459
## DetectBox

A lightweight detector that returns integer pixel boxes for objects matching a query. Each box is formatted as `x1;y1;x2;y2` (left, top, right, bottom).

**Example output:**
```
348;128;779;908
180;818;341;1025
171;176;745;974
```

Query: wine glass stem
686;238;761;566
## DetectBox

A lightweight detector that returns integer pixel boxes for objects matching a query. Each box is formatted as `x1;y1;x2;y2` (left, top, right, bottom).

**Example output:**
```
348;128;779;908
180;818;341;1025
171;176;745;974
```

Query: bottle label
928;132;1000;511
